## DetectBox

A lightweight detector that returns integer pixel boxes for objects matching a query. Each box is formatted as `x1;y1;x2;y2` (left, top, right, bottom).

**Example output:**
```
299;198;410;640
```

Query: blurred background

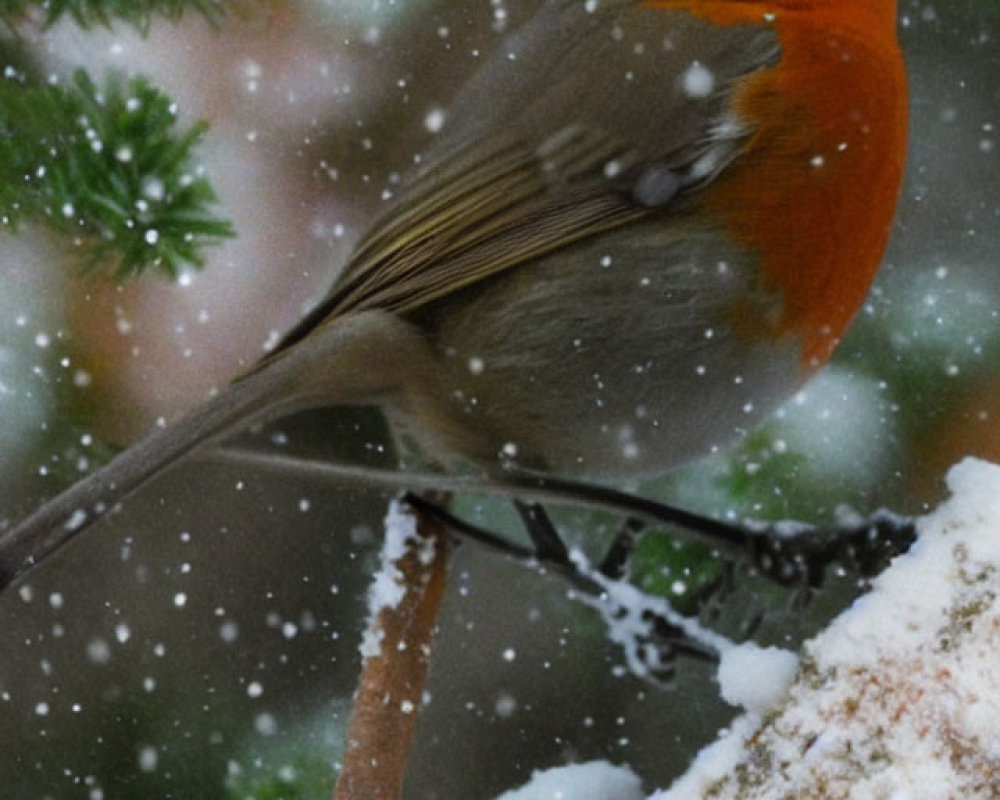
0;1;998;797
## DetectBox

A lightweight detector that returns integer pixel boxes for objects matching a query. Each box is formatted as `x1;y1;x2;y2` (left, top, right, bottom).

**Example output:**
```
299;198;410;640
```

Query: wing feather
264;2;779;357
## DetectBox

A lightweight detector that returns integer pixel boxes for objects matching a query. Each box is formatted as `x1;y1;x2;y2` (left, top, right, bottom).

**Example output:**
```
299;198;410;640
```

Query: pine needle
0;68;234;278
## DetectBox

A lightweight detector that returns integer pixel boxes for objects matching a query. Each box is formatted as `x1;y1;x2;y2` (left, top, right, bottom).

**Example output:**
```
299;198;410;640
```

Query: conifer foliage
0;1;236;278
0;0;231;31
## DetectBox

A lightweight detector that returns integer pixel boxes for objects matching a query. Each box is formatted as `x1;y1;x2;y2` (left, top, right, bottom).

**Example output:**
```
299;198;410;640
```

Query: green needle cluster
0;67;233;278
0;0;233;31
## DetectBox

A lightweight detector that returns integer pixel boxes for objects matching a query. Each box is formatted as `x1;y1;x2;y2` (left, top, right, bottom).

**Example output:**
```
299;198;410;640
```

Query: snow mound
653;457;1000;799
496;760;644;800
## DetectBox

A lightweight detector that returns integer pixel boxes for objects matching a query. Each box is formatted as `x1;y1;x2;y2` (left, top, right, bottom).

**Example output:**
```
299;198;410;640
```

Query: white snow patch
650;458;1000;799
496;760;644;800
716;642;798;715
358;499;436;659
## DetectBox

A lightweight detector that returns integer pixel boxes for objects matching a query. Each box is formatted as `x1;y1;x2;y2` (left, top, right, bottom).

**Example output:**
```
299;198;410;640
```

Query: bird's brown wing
267;1;777;354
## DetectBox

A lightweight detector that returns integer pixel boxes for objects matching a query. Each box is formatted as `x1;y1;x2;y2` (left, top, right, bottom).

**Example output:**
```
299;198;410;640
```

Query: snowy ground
499;458;1000;800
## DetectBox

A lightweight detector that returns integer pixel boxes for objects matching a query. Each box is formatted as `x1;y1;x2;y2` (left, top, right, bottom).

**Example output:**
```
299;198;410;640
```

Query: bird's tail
0;357;298;591
0;308;430;592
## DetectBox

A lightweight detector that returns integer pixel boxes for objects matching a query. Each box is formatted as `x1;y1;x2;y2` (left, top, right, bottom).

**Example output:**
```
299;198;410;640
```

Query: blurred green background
1;1;998;797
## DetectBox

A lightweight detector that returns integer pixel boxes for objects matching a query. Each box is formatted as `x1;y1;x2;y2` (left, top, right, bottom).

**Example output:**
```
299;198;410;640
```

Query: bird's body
275;0;907;475
0;0;908;587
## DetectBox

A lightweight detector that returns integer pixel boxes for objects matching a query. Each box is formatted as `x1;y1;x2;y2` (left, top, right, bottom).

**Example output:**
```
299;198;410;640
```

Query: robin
0;0;908;586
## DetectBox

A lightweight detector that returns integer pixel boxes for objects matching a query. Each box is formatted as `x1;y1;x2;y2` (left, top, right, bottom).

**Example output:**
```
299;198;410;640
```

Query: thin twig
205;447;746;549
208;447;918;583
401;492;719;672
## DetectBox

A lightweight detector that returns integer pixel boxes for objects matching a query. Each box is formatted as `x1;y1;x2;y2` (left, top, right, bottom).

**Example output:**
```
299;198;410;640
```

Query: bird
0;0;908;589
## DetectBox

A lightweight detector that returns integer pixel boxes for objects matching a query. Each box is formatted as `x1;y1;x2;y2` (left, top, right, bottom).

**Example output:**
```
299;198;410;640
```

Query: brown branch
333;493;451;800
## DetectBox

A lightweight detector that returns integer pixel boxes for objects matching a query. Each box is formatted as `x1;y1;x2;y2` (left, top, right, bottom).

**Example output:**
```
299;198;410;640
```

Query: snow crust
652;457;1000;799
358;499;427;659
495;760;644;800
716;642;798;715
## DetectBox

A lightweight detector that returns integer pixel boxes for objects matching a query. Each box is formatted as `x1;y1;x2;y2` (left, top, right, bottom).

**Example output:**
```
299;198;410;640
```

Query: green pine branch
0;68;234;278
0;0;236;30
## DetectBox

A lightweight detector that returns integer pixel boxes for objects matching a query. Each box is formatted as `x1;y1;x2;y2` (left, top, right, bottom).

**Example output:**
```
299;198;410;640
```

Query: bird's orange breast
651;0;908;367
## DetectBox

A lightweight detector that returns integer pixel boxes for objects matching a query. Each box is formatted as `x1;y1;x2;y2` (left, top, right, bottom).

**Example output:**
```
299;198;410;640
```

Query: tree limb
333;494;451;800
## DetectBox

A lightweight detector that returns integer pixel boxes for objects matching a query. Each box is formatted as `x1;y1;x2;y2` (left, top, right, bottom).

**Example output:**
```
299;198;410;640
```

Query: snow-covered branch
496;459;1000;800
